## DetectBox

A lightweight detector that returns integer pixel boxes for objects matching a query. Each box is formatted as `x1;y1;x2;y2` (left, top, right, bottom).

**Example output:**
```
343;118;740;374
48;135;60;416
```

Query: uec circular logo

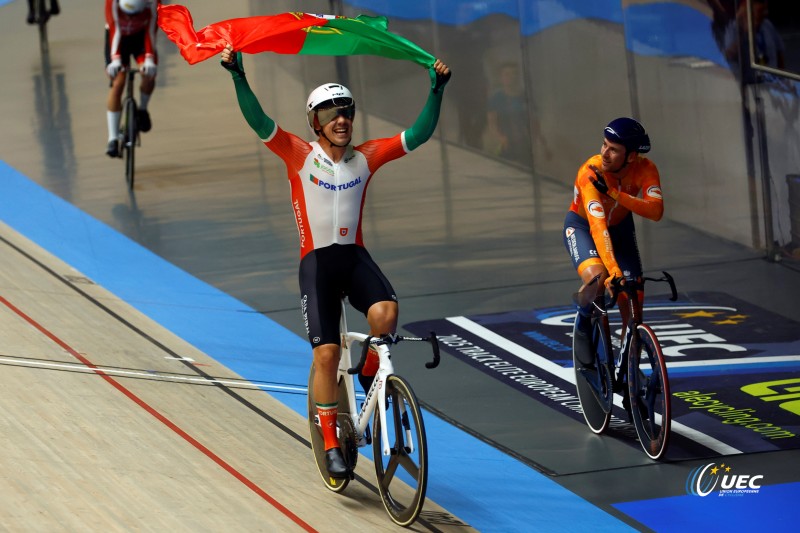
686;463;720;497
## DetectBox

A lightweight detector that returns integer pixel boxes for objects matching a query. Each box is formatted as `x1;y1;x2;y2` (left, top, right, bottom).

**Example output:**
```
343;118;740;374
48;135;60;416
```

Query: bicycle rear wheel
307;364;357;492
573;313;613;434
627;324;671;460
372;374;427;527
123;97;137;190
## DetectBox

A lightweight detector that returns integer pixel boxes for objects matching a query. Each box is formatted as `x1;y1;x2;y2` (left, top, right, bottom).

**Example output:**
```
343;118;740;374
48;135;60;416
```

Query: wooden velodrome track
0;220;477;531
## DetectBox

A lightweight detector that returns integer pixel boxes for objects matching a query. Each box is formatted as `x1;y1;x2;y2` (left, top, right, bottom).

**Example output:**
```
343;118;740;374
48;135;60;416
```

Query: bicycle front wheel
573;313;613;434
123;97;137;190
372;374;427;527
627;324;671;460
307;364;356;493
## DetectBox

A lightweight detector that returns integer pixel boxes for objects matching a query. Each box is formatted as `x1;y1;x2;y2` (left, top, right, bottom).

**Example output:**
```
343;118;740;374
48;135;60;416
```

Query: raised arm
220;45;276;140
588;162;663;221
403;59;451;151
609;163;663;221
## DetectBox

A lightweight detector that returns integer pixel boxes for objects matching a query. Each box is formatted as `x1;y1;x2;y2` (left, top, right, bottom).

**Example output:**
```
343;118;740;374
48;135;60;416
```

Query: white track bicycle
307;300;439;527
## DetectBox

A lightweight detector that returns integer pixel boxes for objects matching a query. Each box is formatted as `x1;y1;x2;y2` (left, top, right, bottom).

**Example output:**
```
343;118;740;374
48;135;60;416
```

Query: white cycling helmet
306;83;355;130
119;0;146;15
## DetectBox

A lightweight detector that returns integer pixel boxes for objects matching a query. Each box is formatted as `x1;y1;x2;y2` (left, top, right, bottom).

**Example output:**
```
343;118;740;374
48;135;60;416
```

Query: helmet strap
320;130;349;148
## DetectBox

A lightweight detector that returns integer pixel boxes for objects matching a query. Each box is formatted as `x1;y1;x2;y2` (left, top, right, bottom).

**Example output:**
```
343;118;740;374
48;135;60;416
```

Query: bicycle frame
611;272;677;376
338;308;414;457
308;300;439;525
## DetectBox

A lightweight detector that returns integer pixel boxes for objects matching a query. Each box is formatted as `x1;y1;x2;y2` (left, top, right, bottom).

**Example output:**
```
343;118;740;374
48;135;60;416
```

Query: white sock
139;92;151;111
107;111;120;142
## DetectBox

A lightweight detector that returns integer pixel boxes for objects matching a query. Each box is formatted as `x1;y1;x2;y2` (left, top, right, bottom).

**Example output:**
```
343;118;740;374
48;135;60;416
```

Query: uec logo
686;463;764;496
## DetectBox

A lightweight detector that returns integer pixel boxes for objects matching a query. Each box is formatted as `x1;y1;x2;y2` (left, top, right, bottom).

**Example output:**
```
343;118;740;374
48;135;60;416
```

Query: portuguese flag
157;4;435;67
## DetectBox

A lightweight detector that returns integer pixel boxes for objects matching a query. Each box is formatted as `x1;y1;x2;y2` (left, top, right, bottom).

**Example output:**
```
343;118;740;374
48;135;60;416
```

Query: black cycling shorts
104;28;155;67
563;210;643;278
299;244;396;347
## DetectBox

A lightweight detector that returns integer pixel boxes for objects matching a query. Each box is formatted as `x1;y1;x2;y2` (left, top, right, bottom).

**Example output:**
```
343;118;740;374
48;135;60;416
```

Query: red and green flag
157;4;435;67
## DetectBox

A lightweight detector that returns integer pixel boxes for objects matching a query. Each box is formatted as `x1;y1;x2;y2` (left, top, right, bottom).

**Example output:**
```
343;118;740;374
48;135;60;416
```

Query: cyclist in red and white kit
104;0;159;158
220;44;450;479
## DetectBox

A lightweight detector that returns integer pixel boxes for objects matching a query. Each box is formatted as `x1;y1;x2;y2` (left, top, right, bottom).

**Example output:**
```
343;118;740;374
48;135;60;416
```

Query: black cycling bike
572;271;677;460
116;67;140;190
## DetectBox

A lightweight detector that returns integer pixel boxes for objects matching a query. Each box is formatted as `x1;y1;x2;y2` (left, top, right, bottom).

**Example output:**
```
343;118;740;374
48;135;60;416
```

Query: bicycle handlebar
644;271;678;301
608;270;678;308
347;332;441;375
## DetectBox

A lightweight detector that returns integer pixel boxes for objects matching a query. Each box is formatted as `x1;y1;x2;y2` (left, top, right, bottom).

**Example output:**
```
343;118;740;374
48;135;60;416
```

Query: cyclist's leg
348;246;398;390
300;248;349;477
26;0;35;24
105;30;127;156
610;213;643;340
565;212;608;364
312;343;342;444
133;35;155;132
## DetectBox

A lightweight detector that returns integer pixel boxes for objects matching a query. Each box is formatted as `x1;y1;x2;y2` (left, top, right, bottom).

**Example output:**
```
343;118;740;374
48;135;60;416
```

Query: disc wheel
573;313;613;434
372;375;427;527
123;98;137;190
307;364;357;492
627;324;671;460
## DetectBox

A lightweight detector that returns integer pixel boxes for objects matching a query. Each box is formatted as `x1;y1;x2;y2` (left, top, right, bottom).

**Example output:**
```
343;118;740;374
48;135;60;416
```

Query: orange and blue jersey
567;154;663;275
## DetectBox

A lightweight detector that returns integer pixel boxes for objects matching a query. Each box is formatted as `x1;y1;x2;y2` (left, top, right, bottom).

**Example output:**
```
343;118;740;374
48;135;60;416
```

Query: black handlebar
347;332;440;375
608;270;678;308
643;271;678;301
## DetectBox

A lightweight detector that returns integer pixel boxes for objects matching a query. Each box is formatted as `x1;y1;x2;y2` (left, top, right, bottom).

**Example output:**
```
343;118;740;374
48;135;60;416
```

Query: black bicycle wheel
124;97;137;190
372;374;427;527
627;324;671;460
573;313;613;434
306;364;357;493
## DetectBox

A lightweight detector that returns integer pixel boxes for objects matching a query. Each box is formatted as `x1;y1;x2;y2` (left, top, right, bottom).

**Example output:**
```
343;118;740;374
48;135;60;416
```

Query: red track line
0;295;317;533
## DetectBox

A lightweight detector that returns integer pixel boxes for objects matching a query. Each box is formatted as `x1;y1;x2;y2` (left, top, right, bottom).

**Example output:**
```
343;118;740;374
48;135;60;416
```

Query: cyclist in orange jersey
563;117;663;362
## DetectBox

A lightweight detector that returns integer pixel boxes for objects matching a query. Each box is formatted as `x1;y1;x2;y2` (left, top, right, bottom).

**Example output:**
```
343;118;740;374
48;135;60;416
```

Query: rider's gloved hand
604;267;624;290
106;58;122;78
588;165;619;199
429;59;451;94
141;56;157;78
588;165;609;194
221;48;246;79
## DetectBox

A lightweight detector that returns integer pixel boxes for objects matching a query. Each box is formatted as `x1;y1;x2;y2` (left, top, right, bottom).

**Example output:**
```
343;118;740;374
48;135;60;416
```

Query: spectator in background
724;0;785;83
485;62;530;165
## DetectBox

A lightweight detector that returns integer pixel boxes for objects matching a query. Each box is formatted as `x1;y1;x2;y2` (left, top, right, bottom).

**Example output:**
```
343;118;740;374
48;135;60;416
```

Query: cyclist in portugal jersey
104;0;159;158
564;117;663;363
220;44;450;479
